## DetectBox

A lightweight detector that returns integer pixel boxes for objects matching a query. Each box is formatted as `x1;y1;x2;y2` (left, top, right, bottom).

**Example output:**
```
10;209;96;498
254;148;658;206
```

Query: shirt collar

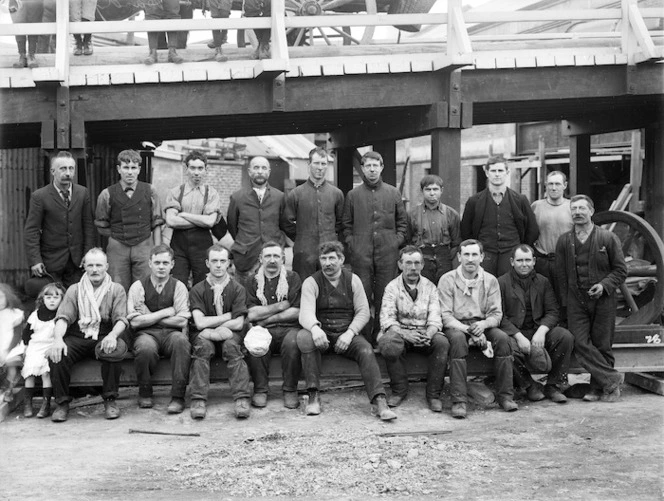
307;178;326;189
54;182;72;195
185;180;205;193
120;180;137;192
488;186;507;197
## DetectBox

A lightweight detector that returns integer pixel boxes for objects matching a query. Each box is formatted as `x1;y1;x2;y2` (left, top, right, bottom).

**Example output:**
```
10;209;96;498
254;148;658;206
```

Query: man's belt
534;249;556;260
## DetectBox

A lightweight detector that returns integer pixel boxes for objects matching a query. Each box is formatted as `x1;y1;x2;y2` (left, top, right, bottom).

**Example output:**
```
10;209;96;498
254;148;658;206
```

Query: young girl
21;283;66;418
0;284;25;404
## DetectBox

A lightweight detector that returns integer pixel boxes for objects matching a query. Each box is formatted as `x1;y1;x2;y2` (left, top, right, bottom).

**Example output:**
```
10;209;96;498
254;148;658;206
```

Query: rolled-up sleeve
109;284;129;327
298;277;320;331
55;284;80;326
150;185;165;228
94;189;111;231
349;274;370;334
174;281;192;319
126;281;148;321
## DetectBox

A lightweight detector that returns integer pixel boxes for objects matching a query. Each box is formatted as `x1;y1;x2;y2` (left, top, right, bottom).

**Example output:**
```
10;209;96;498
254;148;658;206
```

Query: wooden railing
1;0;661;84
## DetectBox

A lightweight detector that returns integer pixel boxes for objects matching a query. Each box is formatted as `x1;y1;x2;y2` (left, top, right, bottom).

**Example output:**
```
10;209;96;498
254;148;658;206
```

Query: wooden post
629;129;642;213
270;0;288;62
644;123;664;237
56;86;70;149
55;0;70;84
431;128;461;211
569;134;591;196
373;140;397;187
538;135;546;198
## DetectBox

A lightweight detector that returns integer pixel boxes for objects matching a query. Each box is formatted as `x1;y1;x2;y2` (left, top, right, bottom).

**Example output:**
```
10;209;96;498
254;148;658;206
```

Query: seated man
188;244;251;420
48;248;129;422
127;244;191;414
378;245;449;412
439;239;518;419
245;242;302;409
498;245;573;403
297;241;396;421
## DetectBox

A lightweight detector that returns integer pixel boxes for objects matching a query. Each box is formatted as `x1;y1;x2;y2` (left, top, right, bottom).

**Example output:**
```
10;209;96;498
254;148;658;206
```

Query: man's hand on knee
311;326;329;351
334;330;354;354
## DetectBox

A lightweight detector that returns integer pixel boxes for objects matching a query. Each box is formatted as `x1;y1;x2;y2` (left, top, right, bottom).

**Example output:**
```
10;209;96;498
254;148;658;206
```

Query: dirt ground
1;375;663;501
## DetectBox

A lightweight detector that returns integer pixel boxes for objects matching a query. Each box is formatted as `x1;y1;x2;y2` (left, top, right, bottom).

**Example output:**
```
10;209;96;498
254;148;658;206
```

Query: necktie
124;187;134;198
492;191;503;205
60;190;70;208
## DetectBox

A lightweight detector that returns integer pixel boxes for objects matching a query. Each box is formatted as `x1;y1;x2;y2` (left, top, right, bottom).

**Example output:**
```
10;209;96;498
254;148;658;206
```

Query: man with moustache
530;171;573;300
188;244;251;419
283;147;344;280
460;156;539;277
498;244;573;403
556;195;627;402
227;156;286;290
245;242;302;409
165;150;223;287
297;241;396;420
95;150;164;292
24;151;95;296
342;151;408;344
439;239;518;418
127;244;191;414
378;246;449;412
48;248;129;422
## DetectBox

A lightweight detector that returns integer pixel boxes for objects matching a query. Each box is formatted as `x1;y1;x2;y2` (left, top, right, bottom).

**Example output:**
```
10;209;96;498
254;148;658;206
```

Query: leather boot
73;35;83;56
144;49;158;65
493;356;515;402
13;53;27;68
305;389;321;415
37;388;52;419
23;387;34;418
449;358;468;403
83;34;93;55
373;395;397;421
27;53;38;68
214;46;228;62
167;48;184;64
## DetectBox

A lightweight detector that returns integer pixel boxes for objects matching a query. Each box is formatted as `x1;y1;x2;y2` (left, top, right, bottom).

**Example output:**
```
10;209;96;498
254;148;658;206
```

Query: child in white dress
0;284;25;404
21;283;66;418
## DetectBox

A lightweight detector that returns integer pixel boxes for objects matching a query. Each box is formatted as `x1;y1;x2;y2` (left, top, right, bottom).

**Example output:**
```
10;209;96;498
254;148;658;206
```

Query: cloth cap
526;345;552;373
244;325;272;357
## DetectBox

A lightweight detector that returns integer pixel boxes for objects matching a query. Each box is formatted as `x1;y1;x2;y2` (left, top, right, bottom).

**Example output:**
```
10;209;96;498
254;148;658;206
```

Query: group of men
24;147;627;423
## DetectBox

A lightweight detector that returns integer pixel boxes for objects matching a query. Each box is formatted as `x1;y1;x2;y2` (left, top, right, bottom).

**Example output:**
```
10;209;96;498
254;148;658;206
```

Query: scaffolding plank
625;372;664;395
134;70;160;84
159;68;184;83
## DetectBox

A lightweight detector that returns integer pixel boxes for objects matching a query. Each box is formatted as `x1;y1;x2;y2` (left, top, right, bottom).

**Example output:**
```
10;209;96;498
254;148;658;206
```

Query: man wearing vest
188;244;251;419
95;150;164;292
127;244;191;414
378;246;449;412
245;242;302;409
408;174;461;285
165;150;223;288
297;241;397;421
460;156;539;278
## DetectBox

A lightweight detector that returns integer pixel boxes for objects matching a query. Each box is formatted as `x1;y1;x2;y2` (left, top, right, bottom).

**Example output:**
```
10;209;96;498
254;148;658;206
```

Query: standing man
245;242;302;409
227;156;286;290
283;147;344;280
297;241;396;421
556;195;627;402
47;248;129;422
342;151;408;344
95;150;164;292
143;0;184;64
127;244;191;414
24;151;95;296
243;0;271;59
165;150;223;288
188;244;251;419
208;0;231;62
408;174;461;285
498;245;573;403
378;246;449;412
439;239;518;418
460;156;539;277
531;171;573;300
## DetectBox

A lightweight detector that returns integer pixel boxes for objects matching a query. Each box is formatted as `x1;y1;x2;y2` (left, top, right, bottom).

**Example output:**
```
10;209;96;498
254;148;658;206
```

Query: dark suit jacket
460;187;539;248
24;183;95;272
498;271;559;336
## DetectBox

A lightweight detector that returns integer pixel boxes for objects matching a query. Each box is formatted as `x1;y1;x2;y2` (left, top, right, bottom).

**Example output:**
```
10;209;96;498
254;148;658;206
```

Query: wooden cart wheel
593;210;664;325
285;0;377;46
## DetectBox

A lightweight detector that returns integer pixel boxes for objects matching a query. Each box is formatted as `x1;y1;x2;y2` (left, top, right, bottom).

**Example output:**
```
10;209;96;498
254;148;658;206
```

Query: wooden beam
431;128;461;211
272;74;286;112
624;372;664;396
447;70;462;128
329;103;448;148
447;0;472;56
563;108;659;136
644;122;664;237
270;0;289;63
373;140;397;187
71;117;86;149
629;130;642;213
56;86;70;149
55;0;69;84
335;147;356;195
41;120;55;150
569;134;591;196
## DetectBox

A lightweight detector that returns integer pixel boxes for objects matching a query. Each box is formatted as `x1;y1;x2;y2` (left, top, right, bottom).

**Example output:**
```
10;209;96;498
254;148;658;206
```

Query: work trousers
567;289;622;392
247;326;300;394
243;0;271;45
50;334;128;405
481;250;513;278
420;245;453;286
145;0;180;50
133;327;191;399
189;332;251;401
378;331;449;401
509;326;573;389
353;256;398;345
171;228;212;288
297;328;385;402
534;253;562;304
106;237;152;292
444;327;514;403
11;0;43;55
210;0;231;47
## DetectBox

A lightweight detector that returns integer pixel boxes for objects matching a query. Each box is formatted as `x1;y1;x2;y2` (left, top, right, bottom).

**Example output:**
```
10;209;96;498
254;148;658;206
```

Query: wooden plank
615;324;664;344
495;56;516;69
594;53;617;65
515;55;537;68
625;372;664;396
0;76;9;88
56;86;70;149
9;74;36;88
206;65;232;81
134;70;160;84
536;54;556;67
411;60;434;72
367;61;390;74
68;73;87;87
344;62;367;74
389;59;411;73
432;128;461;209
230;65;255;80
615;53;629;65
554;54;576;66
41;120;55;150
109;72;135;85
183;67;208;82
31;67;60;83
575;54;596;66
473;57;495;69
159;68;184;83
285;65;301;78
300;63;323;77
255;59;289;79
322;63;345;76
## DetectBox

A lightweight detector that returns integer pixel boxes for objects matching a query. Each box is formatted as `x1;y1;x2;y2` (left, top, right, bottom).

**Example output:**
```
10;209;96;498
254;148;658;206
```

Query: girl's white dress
21;309;56;377
0;308;24;366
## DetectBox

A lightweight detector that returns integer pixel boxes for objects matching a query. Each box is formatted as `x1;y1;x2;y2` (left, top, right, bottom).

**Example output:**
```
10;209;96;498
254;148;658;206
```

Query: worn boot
13;53;27;68
23;387;34;418
83;34;93;55
37;387;52;418
73;35;83;56
305;389;321;415
144;49;158;65
494;355;517;411
27;53;38;69
373;395;397;421
167;48;184;64
214;46;228;63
